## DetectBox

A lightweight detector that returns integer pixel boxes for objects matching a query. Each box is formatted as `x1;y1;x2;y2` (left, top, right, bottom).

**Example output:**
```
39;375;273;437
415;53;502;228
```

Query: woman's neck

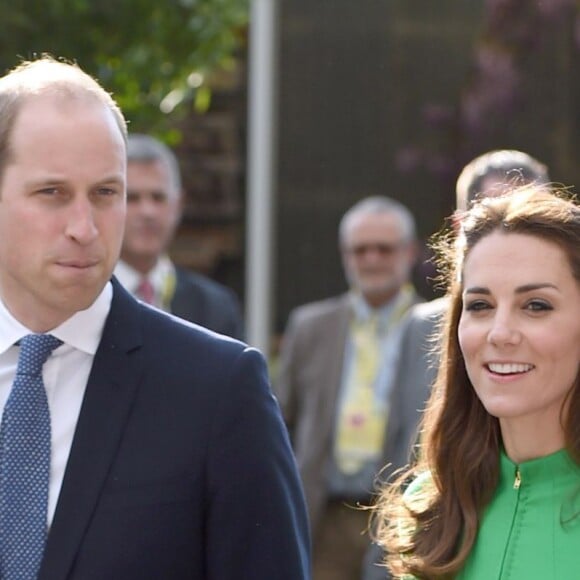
500;413;565;464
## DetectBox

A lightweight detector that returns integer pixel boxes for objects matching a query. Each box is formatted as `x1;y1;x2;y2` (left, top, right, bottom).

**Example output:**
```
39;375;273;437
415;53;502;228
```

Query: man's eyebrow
97;173;125;184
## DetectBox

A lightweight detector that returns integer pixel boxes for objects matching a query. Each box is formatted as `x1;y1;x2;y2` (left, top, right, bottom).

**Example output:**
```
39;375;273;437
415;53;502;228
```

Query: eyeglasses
345;242;407;258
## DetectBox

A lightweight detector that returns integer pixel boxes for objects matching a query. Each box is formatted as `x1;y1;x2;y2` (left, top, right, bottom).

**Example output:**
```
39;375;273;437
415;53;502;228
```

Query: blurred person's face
341;212;416;307
0;95;126;332
471;171;542;207
458;231;580;456
121;160;182;273
478;174;514;199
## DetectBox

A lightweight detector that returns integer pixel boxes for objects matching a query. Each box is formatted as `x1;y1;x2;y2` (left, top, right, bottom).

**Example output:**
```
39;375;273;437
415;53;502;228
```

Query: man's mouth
57;260;99;269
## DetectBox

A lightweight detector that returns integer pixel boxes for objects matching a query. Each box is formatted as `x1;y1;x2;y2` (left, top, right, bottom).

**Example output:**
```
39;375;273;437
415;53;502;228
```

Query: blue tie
0;334;62;579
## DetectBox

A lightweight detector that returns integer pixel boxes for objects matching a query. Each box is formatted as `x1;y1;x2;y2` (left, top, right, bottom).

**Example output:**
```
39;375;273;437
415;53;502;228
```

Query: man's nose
133;196;160;216
65;198;99;244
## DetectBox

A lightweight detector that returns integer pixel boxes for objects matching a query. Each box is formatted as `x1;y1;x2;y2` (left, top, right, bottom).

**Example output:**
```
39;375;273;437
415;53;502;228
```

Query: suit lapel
170;268;199;322
39;280;145;580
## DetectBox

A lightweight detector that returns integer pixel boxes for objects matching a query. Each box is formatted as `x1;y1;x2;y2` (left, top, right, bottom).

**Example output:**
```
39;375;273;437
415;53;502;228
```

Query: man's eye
97;187;116;196
151;192;169;203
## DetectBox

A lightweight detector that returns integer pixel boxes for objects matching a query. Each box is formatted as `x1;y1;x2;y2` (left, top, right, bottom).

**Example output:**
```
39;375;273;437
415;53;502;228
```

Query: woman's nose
487;312;521;347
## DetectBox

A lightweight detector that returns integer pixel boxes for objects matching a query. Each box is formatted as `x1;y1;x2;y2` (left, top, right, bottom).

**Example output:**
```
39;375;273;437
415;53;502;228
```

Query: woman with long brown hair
373;185;580;579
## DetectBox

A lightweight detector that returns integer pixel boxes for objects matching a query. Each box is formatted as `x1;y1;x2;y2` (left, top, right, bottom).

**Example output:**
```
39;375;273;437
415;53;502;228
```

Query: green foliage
0;0;249;135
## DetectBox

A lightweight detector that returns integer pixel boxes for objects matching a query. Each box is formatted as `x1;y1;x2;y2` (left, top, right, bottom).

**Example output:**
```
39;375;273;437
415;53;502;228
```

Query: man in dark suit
0;57;309;580
114;133;244;340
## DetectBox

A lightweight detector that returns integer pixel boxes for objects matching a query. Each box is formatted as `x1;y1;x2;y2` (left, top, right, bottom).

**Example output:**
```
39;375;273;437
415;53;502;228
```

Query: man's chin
121;247;163;263
359;281;397;295
358;283;399;303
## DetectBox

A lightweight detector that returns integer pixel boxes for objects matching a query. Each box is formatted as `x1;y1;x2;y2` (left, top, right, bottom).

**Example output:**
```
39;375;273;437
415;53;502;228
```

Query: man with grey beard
275;195;422;580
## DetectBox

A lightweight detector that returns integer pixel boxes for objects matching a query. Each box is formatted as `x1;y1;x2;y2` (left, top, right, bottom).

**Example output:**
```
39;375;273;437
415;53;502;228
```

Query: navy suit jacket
38;279;310;580
170;267;244;341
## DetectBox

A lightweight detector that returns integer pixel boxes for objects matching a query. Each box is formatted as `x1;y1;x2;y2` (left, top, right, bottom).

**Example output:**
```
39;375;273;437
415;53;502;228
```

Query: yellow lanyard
159;270;177;312
334;285;415;475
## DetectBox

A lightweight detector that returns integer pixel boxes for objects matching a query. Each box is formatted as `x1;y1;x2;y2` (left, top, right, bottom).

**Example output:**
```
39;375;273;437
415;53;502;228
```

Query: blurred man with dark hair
455;148;549;211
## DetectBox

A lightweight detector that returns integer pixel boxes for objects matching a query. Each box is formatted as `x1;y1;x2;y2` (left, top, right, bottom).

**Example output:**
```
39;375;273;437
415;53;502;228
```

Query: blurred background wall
273;0;578;334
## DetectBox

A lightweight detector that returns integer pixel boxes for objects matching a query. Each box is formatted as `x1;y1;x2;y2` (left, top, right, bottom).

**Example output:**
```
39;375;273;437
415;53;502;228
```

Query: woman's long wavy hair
373;186;580;579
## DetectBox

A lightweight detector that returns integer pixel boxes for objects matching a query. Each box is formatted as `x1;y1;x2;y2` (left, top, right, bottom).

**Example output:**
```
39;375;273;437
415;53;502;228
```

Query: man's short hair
0;56;127;180
455;149;549;211
339;195;417;247
127;133;182;194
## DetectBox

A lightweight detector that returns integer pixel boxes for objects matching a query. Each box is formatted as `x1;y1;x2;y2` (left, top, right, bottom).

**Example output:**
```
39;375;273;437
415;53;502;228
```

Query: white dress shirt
0;282;113;526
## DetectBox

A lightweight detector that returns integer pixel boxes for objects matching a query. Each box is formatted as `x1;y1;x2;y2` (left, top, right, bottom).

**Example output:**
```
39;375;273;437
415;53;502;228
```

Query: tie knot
16;334;63;376
137;277;155;305
354;315;378;334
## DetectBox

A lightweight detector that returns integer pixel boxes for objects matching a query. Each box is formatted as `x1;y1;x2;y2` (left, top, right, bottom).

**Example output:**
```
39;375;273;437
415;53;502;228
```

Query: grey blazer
275;291;425;535
362;297;446;580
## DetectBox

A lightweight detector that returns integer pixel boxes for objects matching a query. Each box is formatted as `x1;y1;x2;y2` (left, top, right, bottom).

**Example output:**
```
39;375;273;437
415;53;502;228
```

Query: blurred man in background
115;133;244;339
455;148;549;209
276;195;422;580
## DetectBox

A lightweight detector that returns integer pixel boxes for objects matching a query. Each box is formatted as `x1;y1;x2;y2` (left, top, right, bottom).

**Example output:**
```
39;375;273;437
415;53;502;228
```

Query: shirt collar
0;282;113;356
349;290;398;324
115;256;175;296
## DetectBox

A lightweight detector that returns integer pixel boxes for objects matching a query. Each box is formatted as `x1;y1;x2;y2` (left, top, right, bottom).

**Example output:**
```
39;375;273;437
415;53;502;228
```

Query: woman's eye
464;300;490;312
525;300;553;312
